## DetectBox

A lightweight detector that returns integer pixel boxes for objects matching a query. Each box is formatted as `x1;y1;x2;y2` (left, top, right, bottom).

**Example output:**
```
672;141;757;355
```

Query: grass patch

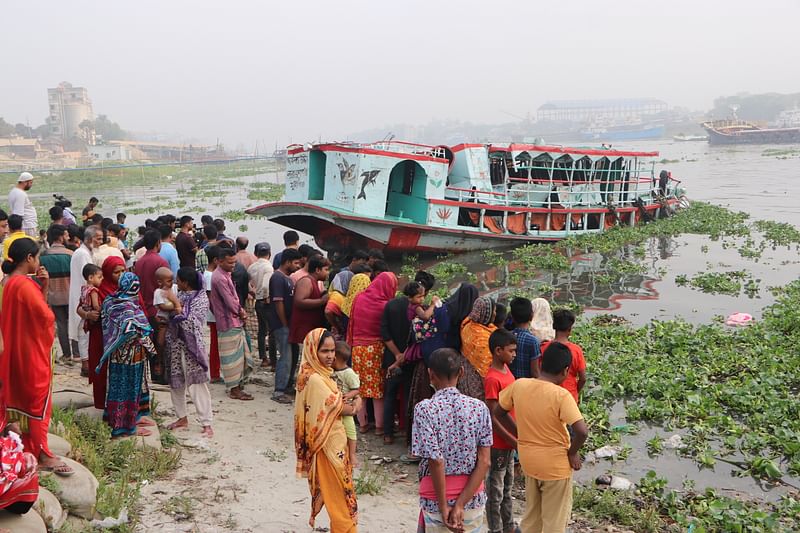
354;467;388;496
50;408;181;531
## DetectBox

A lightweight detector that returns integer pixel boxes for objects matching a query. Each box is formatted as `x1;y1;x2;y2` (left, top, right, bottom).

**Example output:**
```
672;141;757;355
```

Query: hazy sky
2;0;799;148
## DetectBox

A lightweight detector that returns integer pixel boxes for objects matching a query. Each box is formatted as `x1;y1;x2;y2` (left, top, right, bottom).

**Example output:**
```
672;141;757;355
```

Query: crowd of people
0;172;591;532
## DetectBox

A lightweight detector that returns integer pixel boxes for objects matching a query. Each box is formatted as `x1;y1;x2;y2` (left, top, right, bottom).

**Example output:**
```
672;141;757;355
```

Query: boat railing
368;141;446;159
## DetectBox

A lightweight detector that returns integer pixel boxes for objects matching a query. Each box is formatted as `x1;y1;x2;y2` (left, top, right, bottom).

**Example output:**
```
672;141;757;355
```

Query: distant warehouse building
537;98;668;122
87;143;145;161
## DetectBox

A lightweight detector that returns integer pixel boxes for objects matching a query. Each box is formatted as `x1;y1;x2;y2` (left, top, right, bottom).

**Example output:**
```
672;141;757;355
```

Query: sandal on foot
374;427;384;437
201;426;214;438
137;419;156;427
271;394;293;404
135;427;153;437
358;423;374;434
167;420;188;431
383;435;394;445
39;462;75;477
229;390;254;401
399;454;421;464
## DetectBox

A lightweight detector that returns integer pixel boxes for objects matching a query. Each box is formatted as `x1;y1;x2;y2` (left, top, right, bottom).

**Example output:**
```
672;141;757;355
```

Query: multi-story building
47;82;94;141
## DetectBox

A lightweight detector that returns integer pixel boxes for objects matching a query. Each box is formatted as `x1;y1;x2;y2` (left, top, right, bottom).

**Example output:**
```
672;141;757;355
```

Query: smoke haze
2;0;799;147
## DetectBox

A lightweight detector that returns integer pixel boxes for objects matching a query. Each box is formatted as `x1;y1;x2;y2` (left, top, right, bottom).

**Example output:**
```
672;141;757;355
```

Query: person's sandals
201;426;214;438
167;420;189;431
383;435;394;445
271;394;292;404
229;390;254;401
137;419;156;427
374;427;384;437
399;454;421;464
358;423;374;434
39;462;75;477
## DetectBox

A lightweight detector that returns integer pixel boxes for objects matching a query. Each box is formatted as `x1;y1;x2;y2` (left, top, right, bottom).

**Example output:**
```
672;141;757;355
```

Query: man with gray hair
8;171;38;237
69;225;103;376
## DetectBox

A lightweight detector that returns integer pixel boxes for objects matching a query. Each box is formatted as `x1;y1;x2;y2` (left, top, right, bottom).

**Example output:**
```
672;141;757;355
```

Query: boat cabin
284;140;671;240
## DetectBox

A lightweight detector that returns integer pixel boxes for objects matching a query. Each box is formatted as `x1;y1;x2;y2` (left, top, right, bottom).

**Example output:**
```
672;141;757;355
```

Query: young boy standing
493;342;589;533
412;348;492;533
508;297;541;379
484;329;519;533
541;309;587;404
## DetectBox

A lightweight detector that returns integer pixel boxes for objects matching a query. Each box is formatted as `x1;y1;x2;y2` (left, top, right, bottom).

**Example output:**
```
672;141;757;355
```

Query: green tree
93;114;127;141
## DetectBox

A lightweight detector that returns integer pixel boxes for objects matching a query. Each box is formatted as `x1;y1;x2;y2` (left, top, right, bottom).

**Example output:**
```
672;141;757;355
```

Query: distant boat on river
701;119;800;145
247;141;686;254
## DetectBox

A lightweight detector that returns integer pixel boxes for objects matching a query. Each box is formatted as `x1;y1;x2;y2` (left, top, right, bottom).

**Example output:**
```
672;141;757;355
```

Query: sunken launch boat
247;141;685;254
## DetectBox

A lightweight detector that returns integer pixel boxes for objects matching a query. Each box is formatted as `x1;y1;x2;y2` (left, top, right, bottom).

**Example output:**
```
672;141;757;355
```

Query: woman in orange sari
295;328;360;532
460;296;497;378
0;238;73;476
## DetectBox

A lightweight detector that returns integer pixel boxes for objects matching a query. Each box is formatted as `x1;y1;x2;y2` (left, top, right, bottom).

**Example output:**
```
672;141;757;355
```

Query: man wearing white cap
8;171;38;237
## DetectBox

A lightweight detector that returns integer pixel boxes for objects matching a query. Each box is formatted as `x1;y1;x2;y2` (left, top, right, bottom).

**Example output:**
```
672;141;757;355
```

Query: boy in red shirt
484;329;519;533
541;309;586;404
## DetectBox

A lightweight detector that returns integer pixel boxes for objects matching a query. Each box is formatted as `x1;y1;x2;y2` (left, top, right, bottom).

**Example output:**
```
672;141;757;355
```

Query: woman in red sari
88;256;126;410
0;238;73;476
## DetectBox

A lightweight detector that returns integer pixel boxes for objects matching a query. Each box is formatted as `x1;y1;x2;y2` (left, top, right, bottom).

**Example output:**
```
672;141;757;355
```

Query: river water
27;141;800;501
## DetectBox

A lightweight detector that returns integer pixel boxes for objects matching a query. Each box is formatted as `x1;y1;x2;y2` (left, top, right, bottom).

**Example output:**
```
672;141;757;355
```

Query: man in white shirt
8;172;37;237
69;225;103;376
247;242;275;368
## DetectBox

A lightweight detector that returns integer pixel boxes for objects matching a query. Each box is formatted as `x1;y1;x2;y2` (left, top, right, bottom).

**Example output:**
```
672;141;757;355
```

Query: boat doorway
308;150;326;200
385;160;428;224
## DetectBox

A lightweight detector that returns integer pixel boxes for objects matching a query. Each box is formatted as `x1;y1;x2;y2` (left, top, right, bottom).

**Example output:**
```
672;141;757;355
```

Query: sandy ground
54;360;613;533
55;361;422;532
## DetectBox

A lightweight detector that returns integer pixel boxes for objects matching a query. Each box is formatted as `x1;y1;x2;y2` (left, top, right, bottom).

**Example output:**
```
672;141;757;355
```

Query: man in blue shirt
508;297;541;379
158;224;180;275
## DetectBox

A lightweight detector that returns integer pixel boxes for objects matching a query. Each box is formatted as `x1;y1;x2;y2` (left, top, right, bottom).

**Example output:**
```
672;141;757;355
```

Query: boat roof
287;141;659;159
488;143;659;158
287;140;449;163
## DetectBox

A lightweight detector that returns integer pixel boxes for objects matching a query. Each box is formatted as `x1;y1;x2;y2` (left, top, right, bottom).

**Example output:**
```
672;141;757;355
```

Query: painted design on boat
247;140;687;254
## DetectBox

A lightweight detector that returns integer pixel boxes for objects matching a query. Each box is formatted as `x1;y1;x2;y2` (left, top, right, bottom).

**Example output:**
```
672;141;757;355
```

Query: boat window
530;154;552;183
574;156;591;183
553;155;572;187
489;155;505;186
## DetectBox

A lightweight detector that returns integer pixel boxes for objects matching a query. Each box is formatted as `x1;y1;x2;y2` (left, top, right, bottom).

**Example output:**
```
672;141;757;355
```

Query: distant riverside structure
537;98;668;122
47;81;94;142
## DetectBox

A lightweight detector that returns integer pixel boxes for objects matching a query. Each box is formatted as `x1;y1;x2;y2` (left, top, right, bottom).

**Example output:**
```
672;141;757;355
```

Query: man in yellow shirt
494;342;589;533
2;214;34;261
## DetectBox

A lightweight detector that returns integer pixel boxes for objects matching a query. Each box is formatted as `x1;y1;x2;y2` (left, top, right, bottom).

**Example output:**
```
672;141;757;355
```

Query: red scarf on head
98;256;126;300
97;256;144;308
347;272;397;346
0;275;55;423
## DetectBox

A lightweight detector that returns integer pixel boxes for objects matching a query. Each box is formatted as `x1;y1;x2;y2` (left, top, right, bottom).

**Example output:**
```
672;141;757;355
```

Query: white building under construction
47;82;94;141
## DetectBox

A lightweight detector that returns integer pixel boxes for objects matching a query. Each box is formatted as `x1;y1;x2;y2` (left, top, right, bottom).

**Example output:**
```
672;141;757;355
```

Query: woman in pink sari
347;271;397;435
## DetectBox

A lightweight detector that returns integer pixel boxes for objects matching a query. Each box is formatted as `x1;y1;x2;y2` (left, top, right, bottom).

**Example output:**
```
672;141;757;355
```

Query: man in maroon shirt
135;229;169;320
175;215;197;268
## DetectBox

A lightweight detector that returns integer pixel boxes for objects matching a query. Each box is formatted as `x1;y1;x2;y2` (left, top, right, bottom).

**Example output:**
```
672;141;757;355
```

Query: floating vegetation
754;219;800;247
761;148;800;158
675;270;757;296
575;281;800;475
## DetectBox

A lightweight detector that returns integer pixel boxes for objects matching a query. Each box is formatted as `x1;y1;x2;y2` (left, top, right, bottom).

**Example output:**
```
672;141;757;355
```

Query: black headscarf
446;283;479;331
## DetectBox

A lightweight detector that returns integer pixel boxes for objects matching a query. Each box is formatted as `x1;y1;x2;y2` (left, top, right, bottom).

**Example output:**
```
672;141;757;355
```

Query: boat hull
702;124;800;145
246;201;676;255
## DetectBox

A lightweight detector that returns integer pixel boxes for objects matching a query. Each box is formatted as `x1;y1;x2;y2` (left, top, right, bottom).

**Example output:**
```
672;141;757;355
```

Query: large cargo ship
701;119;800;145
247;141;685;254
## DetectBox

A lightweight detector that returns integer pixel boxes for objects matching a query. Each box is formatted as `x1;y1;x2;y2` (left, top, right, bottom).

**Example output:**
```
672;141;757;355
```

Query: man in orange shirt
493;342;589;533
541;308;586;404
